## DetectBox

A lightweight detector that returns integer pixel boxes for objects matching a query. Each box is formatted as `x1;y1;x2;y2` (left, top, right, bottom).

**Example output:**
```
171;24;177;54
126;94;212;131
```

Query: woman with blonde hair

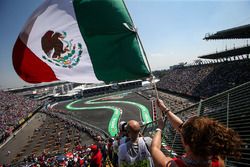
151;99;242;167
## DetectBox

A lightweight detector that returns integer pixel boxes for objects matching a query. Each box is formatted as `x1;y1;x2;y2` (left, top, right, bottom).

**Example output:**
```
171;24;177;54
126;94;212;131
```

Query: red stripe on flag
12;37;58;83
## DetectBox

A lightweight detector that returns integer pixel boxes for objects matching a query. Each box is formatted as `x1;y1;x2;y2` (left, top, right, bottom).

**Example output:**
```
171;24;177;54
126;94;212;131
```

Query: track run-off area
65;93;152;136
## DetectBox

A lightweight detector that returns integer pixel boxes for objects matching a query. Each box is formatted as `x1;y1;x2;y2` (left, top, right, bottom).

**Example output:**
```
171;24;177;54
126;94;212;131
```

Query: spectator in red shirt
90;144;102;167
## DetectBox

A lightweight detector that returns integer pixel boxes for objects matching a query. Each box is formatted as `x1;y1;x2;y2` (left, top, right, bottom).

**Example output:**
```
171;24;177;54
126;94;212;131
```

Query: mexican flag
13;0;150;83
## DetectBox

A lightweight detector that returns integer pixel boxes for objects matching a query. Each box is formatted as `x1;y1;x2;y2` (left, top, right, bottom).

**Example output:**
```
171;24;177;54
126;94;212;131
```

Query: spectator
151;99;242;167
118;121;128;144
111;121;129;167
107;137;114;164
89;144;102;167
96;135;107;166
112;136;120;167
118;120;154;167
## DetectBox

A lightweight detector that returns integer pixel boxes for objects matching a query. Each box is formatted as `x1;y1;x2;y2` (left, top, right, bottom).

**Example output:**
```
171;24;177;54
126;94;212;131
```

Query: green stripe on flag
73;0;150;82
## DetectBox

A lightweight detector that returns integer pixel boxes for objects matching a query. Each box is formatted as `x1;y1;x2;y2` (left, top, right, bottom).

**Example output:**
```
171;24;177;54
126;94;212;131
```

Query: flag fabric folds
12;0;150;83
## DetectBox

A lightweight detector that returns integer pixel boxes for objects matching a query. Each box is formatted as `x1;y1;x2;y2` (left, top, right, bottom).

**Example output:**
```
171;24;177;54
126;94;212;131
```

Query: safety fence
142;81;250;166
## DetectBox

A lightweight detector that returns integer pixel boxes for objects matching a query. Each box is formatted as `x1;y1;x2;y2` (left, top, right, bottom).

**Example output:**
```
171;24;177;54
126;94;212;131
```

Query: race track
53;92;153;136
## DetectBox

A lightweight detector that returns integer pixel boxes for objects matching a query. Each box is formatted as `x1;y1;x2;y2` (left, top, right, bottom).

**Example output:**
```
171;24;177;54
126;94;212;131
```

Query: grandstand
6;81;70;94
157;24;250;99
80;80;143;98
151;23;250;166
157;60;250;98
1;24;250;166
0;80;149;166
144;81;250;166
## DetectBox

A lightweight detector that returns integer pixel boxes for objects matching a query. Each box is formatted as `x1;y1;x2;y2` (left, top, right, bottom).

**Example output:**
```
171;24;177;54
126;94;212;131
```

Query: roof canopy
199;45;250;59
204;24;250;40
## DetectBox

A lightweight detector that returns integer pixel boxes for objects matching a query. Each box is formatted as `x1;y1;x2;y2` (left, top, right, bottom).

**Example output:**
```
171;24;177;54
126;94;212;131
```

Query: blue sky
1;0;250;89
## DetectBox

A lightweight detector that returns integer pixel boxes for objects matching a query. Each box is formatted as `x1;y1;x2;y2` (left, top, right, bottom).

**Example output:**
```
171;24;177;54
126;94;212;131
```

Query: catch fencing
142;82;250;166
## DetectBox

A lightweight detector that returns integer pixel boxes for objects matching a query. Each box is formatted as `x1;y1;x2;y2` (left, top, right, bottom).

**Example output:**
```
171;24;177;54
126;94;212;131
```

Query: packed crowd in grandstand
0;91;43;144
0;59;249;166
157;60;250;98
0;84;195;166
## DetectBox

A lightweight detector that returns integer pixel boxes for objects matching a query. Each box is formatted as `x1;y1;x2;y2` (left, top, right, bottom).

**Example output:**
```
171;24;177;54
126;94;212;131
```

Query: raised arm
157;99;183;131
151;118;174;167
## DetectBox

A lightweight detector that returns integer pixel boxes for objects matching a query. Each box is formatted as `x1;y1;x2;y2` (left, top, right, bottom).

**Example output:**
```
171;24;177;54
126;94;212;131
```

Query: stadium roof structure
204;24;250;40
199;45;250;59
6;81;69;93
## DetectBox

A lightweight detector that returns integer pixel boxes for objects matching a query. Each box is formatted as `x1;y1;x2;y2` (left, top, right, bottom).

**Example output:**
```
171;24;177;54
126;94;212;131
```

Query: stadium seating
157;60;250;98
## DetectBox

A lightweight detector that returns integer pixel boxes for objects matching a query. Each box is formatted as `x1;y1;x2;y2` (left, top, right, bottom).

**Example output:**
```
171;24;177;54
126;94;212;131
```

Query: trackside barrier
45;102;110;139
67;114;110;139
142;81;250;167
43;109;109;141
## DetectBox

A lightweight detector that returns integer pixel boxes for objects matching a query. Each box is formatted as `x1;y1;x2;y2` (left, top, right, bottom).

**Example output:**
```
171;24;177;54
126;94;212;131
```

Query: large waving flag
13;0;150;83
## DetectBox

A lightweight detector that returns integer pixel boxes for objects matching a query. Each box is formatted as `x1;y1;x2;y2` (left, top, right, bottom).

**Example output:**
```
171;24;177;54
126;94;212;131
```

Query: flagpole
136;34;159;100
121;0;159;99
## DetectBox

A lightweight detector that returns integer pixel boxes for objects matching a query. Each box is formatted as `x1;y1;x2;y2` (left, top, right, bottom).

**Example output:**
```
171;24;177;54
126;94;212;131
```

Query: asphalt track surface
54;92;153;136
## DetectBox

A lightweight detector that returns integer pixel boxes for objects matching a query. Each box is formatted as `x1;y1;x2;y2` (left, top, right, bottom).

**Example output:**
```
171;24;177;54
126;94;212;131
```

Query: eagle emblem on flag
41;30;83;68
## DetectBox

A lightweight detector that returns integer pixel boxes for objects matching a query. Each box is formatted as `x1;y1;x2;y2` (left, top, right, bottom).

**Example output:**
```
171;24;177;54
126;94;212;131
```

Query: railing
142;81;250;166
